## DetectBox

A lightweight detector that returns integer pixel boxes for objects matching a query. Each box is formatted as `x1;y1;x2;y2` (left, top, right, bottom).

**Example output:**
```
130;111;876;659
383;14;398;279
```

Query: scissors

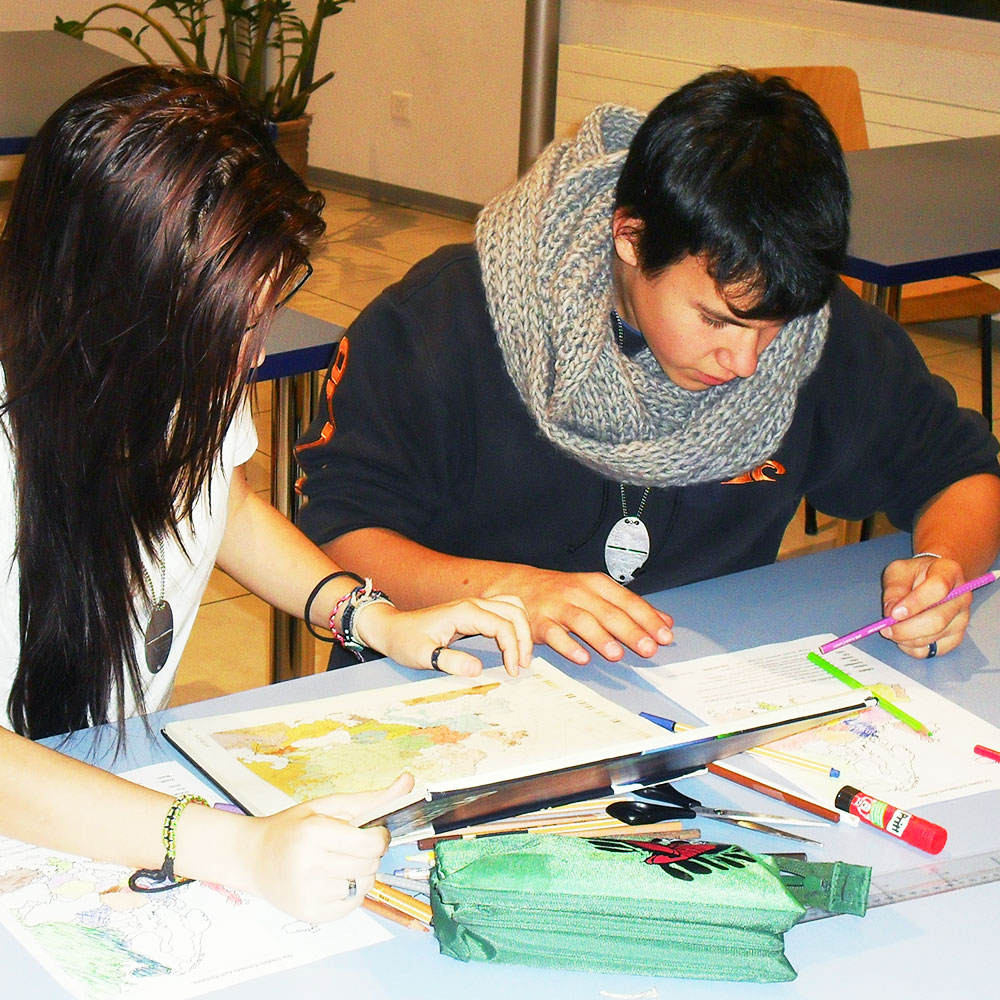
609;783;825;846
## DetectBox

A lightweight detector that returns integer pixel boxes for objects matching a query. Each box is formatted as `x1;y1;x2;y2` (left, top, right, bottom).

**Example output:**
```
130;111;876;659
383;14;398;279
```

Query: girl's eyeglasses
246;260;313;331
275;259;313;310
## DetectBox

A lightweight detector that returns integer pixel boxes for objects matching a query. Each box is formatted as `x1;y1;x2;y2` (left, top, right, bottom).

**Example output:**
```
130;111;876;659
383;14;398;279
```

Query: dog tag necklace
605;484;651;584
605;312;651;584
142;539;173;674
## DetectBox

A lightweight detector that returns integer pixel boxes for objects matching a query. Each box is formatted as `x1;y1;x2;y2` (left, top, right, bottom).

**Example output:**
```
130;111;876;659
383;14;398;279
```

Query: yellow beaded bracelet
128;793;209;893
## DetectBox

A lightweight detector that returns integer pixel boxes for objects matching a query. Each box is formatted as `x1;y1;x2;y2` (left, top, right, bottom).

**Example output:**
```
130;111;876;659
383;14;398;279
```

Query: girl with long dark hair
0;65;530;923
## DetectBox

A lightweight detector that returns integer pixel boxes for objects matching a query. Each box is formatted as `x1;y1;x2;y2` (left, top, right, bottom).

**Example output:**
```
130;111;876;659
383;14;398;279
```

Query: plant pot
272;114;312;182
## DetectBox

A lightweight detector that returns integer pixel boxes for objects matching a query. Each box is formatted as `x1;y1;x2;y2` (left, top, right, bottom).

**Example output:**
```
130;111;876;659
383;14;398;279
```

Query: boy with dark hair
297;68;1000;669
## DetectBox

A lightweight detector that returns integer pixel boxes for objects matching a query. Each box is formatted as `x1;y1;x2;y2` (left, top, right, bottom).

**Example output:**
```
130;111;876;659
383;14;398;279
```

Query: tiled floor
2;185;997;706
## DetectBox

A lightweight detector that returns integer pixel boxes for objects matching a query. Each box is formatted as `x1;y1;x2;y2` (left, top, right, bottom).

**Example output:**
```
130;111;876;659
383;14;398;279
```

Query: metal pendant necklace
142;539;174;674
604;311;651;584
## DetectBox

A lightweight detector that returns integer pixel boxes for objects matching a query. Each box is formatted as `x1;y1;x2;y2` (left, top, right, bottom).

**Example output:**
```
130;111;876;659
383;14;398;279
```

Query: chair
751;66;998;426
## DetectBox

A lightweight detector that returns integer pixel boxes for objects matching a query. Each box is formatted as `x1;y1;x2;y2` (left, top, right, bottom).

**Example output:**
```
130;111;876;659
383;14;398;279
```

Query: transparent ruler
801;849;1000;922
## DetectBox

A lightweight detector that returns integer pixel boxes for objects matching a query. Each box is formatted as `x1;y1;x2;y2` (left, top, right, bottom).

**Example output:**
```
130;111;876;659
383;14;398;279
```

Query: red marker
835;785;947;854
974;744;1000;763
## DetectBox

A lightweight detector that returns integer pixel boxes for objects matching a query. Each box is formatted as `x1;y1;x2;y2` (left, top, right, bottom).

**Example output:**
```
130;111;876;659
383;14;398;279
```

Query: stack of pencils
364;879;433;933
413;796;701;850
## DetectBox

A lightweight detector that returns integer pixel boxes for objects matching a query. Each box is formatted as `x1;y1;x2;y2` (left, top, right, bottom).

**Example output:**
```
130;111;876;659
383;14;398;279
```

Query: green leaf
53;17;85;39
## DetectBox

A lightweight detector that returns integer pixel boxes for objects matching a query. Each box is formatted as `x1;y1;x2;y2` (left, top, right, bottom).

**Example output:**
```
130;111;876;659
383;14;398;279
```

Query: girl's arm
214;466;533;676
0;726;412;923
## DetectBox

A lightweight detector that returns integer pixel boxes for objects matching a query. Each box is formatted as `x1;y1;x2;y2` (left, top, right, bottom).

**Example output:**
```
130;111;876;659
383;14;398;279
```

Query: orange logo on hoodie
722;459;786;485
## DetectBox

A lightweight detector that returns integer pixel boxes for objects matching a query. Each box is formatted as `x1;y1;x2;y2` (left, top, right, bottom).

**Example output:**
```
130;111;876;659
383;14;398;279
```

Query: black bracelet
339;588;393;655
304;571;364;642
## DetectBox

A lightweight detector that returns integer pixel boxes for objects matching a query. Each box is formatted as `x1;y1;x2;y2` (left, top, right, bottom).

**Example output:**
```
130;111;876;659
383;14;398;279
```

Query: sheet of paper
634;634;1000;808
163;657;668;817
0;761;390;1000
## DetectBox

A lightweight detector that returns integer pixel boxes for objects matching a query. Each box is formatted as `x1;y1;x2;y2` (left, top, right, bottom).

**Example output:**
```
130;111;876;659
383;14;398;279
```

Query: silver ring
346;878;357;899
927;641;938;659
430;646;446;671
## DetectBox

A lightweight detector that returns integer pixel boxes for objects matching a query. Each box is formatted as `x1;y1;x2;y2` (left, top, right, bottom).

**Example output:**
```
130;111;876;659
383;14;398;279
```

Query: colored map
173;660;665;815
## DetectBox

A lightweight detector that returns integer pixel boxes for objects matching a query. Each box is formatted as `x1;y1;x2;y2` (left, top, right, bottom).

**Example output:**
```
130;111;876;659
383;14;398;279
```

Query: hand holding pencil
834;559;999;661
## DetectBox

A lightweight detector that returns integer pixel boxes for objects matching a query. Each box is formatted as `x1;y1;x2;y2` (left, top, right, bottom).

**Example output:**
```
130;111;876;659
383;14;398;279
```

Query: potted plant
55;1;356;178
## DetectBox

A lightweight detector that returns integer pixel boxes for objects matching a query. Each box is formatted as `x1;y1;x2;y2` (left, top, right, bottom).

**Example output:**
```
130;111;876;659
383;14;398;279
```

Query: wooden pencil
417;820;696;850
362;895;432;932
576;825;703;841
706;761;840;823
370;880;433;923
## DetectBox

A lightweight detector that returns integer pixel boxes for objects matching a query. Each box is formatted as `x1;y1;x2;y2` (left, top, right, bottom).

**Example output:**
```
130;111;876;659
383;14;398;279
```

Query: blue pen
640;711;678;731
640;711;840;779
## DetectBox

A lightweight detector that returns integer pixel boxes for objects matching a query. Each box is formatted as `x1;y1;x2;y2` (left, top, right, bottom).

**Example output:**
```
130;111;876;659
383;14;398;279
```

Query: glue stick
835;785;947;854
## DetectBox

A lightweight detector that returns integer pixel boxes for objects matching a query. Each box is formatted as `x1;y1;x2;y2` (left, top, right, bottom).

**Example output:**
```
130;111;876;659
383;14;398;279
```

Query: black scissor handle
634;782;701;810
607;799;696;824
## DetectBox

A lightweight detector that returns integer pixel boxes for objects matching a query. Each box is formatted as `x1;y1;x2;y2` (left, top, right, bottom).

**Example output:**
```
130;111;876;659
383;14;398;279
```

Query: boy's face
612;220;784;392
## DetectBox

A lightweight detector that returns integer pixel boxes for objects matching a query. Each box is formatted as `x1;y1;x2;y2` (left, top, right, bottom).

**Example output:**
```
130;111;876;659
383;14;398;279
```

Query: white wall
306;0;524;206
560;0;1000;145
6;2;1000;201
1;2;525;206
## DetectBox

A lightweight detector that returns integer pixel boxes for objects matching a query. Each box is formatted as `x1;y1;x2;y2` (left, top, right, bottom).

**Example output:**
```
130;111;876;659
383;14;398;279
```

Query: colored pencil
369;880;433;924
362;895;431;933
705;761;840;823
819;568;999;654
642;714;842;778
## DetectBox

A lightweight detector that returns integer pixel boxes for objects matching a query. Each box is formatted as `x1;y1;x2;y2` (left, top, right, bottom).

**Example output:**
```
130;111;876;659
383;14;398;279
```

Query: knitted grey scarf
475;104;829;488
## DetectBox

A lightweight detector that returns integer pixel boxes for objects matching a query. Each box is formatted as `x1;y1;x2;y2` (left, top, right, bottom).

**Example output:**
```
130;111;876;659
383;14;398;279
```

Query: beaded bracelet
332;579;394;657
128;794;209;893
304;571;364;643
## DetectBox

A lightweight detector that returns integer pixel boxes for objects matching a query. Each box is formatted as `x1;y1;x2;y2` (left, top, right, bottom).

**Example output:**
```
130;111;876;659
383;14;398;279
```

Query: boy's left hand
880;555;970;658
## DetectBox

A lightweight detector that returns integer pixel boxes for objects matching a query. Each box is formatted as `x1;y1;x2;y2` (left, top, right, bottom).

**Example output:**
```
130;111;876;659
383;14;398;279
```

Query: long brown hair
0;66;325;738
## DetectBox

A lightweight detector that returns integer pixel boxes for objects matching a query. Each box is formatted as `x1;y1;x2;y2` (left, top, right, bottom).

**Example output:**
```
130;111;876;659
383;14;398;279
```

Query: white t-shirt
0;397;258;729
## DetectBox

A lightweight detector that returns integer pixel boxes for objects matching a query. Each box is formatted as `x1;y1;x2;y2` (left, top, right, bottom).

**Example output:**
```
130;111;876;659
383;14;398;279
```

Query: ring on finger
345;878;357;899
927;641;937;659
430;646;447;671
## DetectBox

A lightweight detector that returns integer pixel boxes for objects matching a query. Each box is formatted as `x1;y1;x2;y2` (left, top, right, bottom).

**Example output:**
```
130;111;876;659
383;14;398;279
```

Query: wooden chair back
749;66;870;153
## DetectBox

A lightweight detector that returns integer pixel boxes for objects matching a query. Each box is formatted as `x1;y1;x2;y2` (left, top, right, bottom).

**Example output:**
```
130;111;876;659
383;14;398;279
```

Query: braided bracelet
128;794;209;893
304;571;364;643
333;580;394;657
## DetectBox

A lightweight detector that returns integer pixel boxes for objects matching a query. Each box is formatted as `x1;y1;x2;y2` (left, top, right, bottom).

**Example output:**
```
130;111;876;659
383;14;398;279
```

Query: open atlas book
163;657;871;836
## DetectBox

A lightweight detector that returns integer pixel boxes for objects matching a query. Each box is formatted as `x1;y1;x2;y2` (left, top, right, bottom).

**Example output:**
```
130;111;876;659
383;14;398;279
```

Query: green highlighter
806;651;932;736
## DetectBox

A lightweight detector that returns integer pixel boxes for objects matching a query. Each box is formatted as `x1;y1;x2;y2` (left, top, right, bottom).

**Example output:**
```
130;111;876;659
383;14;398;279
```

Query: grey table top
843;134;1000;286
0;30;131;155
257;307;343;381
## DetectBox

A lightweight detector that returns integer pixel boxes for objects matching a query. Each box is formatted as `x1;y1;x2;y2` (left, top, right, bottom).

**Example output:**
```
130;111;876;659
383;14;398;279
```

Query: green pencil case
430;834;870;982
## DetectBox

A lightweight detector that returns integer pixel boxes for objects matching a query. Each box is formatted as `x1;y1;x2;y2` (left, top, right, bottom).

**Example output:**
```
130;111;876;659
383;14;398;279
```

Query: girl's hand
355;596;533;677
241;773;414;924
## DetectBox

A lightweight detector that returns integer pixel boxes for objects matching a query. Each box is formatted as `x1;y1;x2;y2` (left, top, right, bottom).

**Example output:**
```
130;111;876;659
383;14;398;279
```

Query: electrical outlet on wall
389;91;412;122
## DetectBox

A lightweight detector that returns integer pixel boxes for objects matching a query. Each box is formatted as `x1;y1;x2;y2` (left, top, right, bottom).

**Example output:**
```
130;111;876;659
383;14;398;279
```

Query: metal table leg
269;370;322;682
857;281;903;544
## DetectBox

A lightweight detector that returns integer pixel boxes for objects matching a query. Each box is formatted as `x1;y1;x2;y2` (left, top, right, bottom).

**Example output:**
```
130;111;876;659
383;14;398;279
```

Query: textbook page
0;761;390;1000
634;634;1000;808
